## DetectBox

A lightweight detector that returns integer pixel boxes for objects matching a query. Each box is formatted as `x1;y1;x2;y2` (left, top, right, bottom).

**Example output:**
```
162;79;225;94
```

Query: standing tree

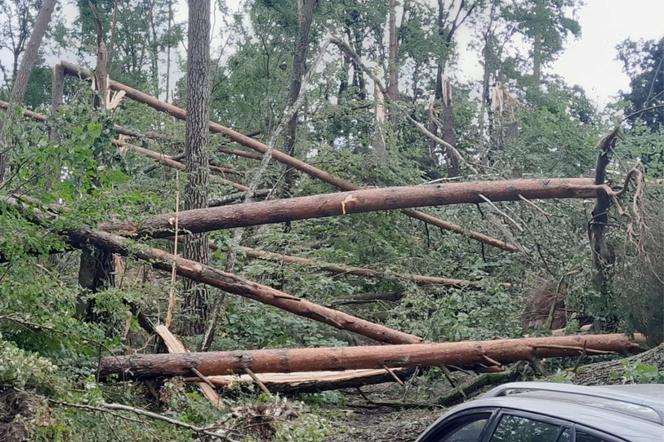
618;37;664;131
181;0;212;335
0;0;57;184
282;0;318;199
504;0;580;87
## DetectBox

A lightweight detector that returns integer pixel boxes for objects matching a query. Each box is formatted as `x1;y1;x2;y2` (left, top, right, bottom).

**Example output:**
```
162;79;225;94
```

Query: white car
416;382;664;442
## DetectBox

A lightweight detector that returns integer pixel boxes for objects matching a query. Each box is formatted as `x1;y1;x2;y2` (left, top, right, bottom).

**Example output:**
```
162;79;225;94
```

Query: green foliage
0;336;63;395
618;361;664;384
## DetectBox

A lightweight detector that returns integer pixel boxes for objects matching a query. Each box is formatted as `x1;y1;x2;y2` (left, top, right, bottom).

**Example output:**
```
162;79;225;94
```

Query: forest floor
312;373;474;442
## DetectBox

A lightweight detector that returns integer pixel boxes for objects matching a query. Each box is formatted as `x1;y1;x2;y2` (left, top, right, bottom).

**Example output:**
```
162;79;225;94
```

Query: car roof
484;382;664;424
417;383;664;442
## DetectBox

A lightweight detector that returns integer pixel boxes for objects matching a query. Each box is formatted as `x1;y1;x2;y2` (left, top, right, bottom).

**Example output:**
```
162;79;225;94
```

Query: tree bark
181;0;212;335
187;368;413;394
59;61;517;252
0;0;57;183
441;78;460;177
78;6;116;321
98;333;645;379
100;178;603;238
386;0;399;119
589;128;620;296
282;0;317;199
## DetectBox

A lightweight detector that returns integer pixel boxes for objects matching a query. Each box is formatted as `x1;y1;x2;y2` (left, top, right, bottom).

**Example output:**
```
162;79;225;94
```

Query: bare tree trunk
99;333;645;379
181;0;212;335
441;77;459;177
0;0;57;183
78;4;116;321
282;0;317;202
386;0;399;121
100;177;602;238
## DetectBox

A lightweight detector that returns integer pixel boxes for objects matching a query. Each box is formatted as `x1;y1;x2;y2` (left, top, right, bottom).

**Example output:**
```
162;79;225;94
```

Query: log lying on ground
101;178;603;238
60;61;517;252
569;343;664;386
99;333;644;379
235;246;492;287
112;139;248;191
186;369;413;394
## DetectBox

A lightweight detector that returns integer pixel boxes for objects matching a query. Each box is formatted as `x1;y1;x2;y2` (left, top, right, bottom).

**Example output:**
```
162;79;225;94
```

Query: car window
490;414;568;442
420;413;490;442
441;418;489;442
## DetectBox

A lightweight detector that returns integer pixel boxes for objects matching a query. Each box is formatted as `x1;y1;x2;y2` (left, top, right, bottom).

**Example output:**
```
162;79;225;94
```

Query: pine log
100;178;604;238
99;333;645;379
1;195;422;344
113;140;247;190
64;229;423;345
235;246;491;288
59;61;518;252
186;368;412;394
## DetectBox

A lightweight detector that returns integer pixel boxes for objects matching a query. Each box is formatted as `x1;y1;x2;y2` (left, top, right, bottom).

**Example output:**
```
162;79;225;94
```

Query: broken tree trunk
101;178;604;238
99;333;644;379
1;196;422;345
153;325;223;409
66;229;422;345
186;369;413;394
235;246;492;287
59;61;518;252
113;140;247;191
589;128;620;295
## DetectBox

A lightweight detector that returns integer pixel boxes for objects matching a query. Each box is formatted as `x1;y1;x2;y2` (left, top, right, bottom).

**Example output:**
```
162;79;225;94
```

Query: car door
418;408;627;442
416;408;495;442
485;410;626;442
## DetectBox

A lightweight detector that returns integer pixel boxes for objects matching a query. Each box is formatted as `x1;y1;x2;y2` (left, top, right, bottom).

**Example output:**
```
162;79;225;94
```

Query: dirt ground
326;406;443;442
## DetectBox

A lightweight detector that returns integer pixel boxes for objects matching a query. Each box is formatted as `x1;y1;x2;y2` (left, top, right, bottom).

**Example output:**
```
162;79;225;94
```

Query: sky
552;0;664;106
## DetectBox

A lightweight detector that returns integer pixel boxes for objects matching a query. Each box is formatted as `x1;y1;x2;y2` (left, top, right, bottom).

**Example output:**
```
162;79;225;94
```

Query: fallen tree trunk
1;195;422;345
100;178;603;238
113;140;247;191
208;189;271;207
59;61;517;252
186;368;413;394
99;333;644;379
66;229;422;345
570;343;664;386
236;246;492;287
